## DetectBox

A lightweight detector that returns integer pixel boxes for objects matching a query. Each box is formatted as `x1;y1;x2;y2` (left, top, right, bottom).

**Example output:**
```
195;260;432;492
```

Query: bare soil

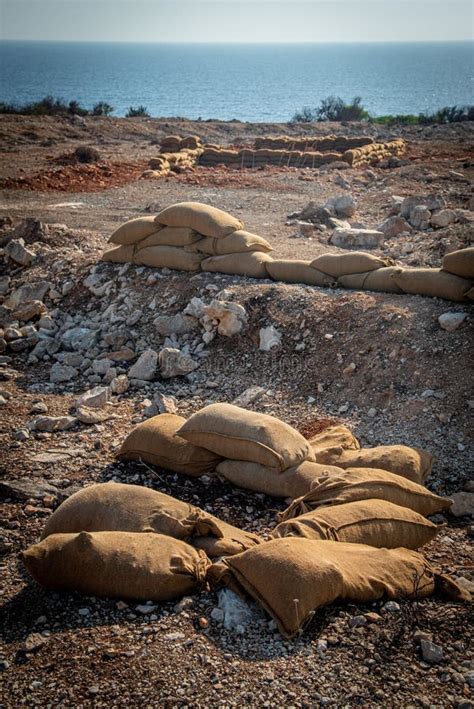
0;116;473;708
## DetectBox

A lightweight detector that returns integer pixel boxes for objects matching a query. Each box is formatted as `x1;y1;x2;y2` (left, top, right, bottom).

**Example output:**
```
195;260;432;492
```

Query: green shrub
291;106;316;123
125;105;150;117
92;102;114;116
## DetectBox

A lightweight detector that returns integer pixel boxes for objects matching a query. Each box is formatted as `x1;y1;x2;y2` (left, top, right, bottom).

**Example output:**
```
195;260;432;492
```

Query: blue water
0;41;473;121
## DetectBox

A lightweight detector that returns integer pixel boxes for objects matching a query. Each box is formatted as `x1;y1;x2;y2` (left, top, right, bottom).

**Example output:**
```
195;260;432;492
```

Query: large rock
430;209;457;229
110;374;129;394
29;415;76;432
400;194;445;218
410;205;431;230
378;216;410;239
259;326;281;351
50;362;78;383
158;347;199;378
75;386;109;409
438;312;467;332
330;228;384;249
13;300;46;324
128;350;158;381
153;314;198;336
75;406;112;424
0;276;10;296
5;281;51;309
450;492;474;517
326;194;357;218
4;238;35;266
61;327;98;352
203;300;248;337
0;477;59;501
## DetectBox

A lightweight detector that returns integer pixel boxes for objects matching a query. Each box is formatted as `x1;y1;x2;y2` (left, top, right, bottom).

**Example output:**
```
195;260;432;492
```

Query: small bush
316;96;369;122
291;106;316;123
92;102;114;116
371;114;419;126
126;105;150;118
419;105;474;124
74;146;101;163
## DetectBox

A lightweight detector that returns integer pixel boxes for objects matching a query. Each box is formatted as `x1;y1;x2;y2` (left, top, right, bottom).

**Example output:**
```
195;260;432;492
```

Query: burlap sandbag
311;252;392;278
155;202;243;238
278;468;452;520
101;245;135;264
271;498;439;549
133;245;203;272
391;268;471;302
308;424;360;454
442;247;474;280
186;230;272;256
139;226;202;248
265;260;334;286
338;267;404;294
41;482;260;558
315;444;433;484
201;252;272;278
109;216;162;246
216;460;344;498
117;413;221;476
22;531;210;601
207;538;460;638
178;403;315;472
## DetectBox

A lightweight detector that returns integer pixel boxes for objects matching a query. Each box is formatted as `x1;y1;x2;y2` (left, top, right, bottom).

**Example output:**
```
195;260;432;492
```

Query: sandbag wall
102;203;474;302
21;405;469;638
142;136;204;178
254;135;374;151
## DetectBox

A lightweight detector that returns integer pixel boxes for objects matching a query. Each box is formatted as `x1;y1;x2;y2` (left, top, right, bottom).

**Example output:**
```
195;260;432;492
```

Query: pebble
420;639;444;664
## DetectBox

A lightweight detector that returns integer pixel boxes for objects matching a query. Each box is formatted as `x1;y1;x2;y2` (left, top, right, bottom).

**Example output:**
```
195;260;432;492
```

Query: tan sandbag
208;538;444;638
271;498;439;549
311;252;392;277
178;403;315;472
216;460;344;498
442;247;474;280
391;268;471;302
101;245;135;263
315;444;433;484
308;424;360;454
201;252;272;278
40;482;260;558
22;531;210;601
109;216;162;246
278;468;452;520
139;226;201;248
265;260;334;286
186;230;273;255
155;202;243;238
117;413;221;476
134;245;203;272
338;267;404;294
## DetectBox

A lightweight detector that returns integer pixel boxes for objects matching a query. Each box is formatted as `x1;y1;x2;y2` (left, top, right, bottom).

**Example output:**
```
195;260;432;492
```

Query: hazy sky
1;0;473;43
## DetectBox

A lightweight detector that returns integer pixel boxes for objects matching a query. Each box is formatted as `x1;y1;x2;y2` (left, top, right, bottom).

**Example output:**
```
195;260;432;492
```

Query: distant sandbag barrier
101;203;474;301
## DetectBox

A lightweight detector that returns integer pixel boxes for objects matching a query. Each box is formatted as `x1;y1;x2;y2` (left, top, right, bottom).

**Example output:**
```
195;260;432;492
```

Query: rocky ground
0;116;473;708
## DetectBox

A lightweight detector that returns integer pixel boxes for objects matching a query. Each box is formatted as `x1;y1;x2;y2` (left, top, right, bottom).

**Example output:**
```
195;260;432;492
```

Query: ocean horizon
1;40;473;121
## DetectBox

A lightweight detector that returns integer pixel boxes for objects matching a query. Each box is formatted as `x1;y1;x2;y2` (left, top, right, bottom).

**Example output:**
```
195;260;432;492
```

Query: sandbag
271;498;439;549
308;424;360;454
278;468;452;520
201;252;272;278
101;245;135;263
315;444;433;484
22;531;210;601
155;202;243;238
109;216;162;246
216;460;344;498
442;247;474;280
134;245;203;271
186;230;273;255
178;403;315;472
311;252;392;277
41;482;260;558
139;226;202;248
265;260;334;286
391;268;471;302
338;267;404;294
208;538;444;637
117;413;221;476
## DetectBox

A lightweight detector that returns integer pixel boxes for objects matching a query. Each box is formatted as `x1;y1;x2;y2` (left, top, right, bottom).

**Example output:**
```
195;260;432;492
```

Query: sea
0;41;473;121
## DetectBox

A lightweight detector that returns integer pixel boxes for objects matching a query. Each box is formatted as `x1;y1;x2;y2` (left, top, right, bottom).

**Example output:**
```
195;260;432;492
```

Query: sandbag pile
101;202;474;301
159;135;203;152
254;135;374;151
342;139;406;167
101;202;273;275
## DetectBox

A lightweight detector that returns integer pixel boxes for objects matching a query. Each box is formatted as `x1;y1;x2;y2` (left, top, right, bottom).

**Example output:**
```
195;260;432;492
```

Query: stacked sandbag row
254;135;374;151
142;147;204;179
102;202;274;277
198;147;342;168
343;138;406;166
159;134;202;152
